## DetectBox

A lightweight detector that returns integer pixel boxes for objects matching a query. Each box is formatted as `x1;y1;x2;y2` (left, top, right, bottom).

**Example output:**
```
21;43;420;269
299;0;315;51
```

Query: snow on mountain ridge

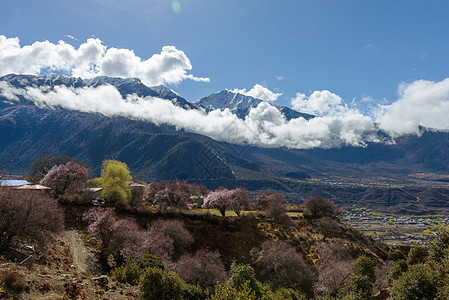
195;89;314;120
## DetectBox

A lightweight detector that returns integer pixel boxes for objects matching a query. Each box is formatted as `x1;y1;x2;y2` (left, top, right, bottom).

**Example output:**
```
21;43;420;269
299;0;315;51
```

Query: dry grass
0;264;28;294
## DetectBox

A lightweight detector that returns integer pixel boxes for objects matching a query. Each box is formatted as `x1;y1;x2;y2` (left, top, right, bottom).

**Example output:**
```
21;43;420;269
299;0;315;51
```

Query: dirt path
63;230;98;274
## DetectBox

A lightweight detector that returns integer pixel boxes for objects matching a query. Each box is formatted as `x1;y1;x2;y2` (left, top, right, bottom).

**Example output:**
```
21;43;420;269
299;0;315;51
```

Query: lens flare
171;0;181;13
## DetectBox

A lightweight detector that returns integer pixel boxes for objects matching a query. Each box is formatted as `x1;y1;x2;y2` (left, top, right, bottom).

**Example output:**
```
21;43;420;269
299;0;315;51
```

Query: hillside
0;196;392;299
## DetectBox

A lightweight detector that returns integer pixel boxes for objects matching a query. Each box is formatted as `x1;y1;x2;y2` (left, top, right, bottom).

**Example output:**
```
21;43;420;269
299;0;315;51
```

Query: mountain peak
196;89;313;120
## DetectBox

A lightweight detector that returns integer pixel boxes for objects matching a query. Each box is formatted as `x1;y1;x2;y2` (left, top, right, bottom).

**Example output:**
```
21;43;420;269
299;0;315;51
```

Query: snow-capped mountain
0;74;195;110
195;89;314;120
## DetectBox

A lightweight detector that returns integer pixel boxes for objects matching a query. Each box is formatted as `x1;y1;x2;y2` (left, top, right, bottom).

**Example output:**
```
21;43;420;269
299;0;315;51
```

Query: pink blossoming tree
41;161;90;196
202;187;251;216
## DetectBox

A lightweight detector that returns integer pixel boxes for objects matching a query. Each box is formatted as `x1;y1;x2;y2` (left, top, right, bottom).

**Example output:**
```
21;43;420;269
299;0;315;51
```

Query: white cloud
291;90;350;116
231;84;282;102
377;78;449;136
0;35;209;86
0;83;381;149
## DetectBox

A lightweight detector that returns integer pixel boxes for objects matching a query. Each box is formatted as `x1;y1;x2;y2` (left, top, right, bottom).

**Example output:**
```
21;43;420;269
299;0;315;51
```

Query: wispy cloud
362;43;381;51
63;34;78;41
0;35;209;86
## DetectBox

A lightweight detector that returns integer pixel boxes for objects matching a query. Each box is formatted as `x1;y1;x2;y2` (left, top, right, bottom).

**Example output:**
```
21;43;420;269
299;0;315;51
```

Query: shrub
211;281;256;300
40;161;90;196
0;188;64;252
112;254;165;285
175;249;227;290
139;267;207;300
63;281;86;299
271;288;303;300
303;196;339;219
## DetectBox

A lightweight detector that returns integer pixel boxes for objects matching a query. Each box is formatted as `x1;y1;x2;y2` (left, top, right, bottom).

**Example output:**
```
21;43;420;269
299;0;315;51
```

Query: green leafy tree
390;264;437;300
388;248;406;261
343;255;375;300
387;259;408;287
407;246;429;265
227;263;264;299
96;160;132;205
429;227;449;263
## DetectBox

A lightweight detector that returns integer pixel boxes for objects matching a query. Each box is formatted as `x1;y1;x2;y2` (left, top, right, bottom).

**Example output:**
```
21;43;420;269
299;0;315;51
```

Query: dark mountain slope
0;103;236;181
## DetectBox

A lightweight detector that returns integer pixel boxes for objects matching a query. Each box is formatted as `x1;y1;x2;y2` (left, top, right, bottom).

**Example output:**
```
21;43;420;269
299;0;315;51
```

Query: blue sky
1;0;449;109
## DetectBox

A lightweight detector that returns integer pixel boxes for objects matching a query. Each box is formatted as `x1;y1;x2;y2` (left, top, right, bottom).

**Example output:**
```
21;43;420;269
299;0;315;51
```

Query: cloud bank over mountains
1;35;449;149
1;76;449;149
1;82;380;149
0;35;209;86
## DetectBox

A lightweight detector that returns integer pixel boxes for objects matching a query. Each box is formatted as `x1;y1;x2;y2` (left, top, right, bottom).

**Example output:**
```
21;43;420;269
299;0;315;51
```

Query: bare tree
0;188;64;252
27;154;76;183
303;196;340;219
175;249;227;290
251;240;315;295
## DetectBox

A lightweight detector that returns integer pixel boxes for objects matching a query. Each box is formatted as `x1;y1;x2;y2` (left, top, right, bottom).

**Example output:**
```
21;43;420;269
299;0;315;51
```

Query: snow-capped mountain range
0;74;309;119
